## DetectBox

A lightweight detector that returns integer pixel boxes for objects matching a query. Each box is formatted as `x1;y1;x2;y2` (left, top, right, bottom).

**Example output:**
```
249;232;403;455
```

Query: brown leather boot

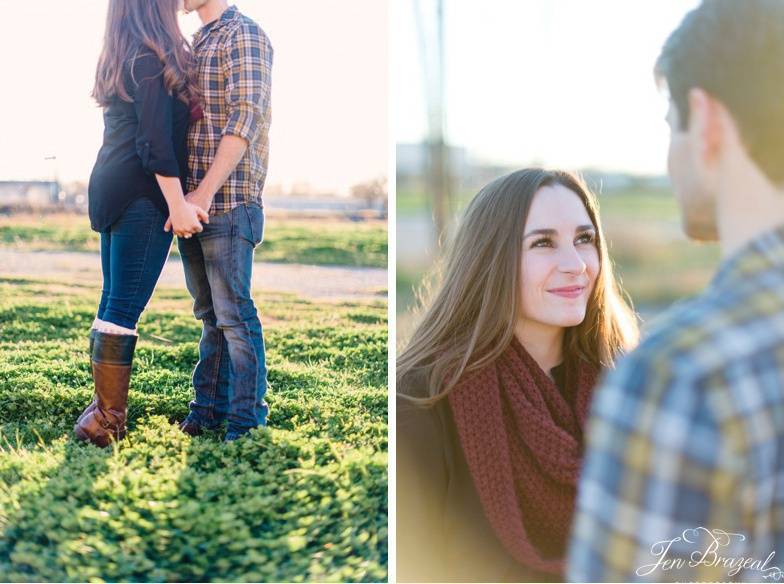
74;331;137;447
76;329;98;425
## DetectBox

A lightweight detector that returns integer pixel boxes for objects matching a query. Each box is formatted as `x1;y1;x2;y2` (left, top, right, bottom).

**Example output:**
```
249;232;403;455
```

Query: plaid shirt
568;224;784;583
187;5;272;215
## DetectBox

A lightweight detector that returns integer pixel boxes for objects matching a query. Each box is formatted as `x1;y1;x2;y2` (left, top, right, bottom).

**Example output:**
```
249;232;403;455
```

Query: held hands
164;200;210;238
182;189;213;215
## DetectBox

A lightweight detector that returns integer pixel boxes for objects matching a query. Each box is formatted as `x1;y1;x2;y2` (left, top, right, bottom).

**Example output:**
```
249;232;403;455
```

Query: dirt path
0;249;387;302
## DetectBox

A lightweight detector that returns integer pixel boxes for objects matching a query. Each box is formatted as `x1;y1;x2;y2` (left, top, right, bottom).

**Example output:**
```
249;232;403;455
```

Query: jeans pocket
241;204;265;247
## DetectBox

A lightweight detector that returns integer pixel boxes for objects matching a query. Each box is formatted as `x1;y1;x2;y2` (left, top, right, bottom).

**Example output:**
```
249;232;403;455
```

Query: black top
88;50;189;232
550;362;566;393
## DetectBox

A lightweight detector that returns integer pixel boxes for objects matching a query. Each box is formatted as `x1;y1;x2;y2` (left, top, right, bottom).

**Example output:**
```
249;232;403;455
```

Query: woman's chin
544;307;587;328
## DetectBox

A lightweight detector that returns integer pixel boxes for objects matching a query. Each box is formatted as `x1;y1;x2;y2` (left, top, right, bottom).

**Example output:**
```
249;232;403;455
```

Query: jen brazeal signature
635;527;783;580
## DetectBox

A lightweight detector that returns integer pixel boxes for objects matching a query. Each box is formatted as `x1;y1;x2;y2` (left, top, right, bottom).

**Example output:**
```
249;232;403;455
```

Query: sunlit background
0;0;388;295
395;0;722;342
0;0;387;196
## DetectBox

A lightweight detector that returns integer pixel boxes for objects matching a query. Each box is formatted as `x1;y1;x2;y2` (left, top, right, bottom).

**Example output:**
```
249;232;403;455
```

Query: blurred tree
351;177;388;217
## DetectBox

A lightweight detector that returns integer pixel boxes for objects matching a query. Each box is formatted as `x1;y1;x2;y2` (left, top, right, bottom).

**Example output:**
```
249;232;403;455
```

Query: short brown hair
655;0;784;185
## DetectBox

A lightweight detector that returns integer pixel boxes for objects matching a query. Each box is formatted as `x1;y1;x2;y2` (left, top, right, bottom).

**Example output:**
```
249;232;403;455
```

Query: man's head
655;0;784;241
182;0;210;13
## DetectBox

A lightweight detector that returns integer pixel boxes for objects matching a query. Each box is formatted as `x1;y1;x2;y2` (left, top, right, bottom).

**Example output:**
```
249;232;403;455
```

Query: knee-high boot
74;331;137;447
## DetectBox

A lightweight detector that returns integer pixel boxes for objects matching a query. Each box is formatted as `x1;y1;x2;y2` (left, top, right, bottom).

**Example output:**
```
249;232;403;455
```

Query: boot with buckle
74;331;137;447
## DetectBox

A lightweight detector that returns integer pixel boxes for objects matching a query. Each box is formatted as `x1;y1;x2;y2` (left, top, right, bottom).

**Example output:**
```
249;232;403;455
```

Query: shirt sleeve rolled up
132;52;180;178
221;23;273;145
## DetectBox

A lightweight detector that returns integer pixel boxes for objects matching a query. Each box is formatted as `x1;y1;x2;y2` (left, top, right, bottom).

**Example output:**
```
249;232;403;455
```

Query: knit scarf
447;336;599;575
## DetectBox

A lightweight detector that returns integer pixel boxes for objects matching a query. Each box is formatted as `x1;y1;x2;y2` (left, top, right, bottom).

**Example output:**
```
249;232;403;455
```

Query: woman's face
518;184;600;330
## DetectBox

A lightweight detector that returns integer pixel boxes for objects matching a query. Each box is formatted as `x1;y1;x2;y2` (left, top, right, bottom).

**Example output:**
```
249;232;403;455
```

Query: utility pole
413;0;451;248
44;155;59;204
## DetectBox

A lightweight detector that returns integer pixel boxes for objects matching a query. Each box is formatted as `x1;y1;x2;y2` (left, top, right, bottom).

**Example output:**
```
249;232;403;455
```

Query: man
568;1;784;581
173;0;273;442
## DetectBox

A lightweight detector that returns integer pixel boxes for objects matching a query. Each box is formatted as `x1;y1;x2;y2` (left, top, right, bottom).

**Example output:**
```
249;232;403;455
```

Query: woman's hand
164;201;209;238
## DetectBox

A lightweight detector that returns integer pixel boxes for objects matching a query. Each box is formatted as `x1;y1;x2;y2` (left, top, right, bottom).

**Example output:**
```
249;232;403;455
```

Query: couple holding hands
398;0;784;582
75;0;271;446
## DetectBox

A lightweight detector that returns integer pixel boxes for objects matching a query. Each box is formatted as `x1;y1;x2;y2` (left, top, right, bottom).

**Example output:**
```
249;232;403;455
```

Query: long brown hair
92;0;200;107
398;168;639;406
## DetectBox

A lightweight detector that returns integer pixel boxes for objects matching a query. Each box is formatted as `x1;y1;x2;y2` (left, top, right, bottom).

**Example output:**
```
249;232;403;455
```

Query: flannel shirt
568;224;784;583
187;5;272;215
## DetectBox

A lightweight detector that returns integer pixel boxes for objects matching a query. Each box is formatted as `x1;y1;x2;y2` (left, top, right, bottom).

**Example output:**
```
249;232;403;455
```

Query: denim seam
125;210;156;327
204;327;223;424
244;320;258;420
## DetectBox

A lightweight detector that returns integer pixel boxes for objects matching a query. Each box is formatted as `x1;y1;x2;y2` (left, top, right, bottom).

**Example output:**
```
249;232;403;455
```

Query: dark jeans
97;197;172;329
178;203;268;439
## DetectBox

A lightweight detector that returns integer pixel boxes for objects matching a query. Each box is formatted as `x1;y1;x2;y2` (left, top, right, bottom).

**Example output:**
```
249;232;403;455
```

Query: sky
0;0;388;194
394;0;700;175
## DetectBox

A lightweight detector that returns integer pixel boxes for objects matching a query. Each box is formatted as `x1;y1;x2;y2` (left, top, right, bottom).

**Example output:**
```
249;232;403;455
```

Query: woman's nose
558;245;587;274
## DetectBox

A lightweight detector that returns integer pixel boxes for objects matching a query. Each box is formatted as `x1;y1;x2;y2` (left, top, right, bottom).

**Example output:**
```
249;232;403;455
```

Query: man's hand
184;188;214;213
164;189;213;234
164;200;210;237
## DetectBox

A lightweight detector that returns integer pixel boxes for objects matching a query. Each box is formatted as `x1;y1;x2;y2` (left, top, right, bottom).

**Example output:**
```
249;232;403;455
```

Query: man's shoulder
638;290;748;361
613;281;784;388
225;11;271;46
635;294;722;361
591;295;726;434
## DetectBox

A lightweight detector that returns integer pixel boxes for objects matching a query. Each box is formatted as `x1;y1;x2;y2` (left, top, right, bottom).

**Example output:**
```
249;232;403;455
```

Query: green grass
599;188;683;222
0;277;387;582
396;189;474;218
0;215;388;269
398;186;681;221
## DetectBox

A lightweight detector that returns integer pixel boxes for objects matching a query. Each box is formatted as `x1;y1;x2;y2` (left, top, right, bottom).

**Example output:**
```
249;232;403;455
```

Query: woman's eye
532;238;552;248
576;232;596;245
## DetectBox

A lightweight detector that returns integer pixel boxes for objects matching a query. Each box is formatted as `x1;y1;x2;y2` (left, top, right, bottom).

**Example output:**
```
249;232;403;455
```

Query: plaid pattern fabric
568;225;784;583
187;5;272;215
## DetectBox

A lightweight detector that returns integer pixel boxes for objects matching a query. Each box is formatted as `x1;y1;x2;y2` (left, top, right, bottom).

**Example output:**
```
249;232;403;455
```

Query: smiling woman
517;184;602;370
396;168;639;582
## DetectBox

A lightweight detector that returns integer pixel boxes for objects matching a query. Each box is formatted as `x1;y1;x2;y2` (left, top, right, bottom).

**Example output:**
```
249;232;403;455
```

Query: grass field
0;214;388;269
397;188;722;340
0;276;387;582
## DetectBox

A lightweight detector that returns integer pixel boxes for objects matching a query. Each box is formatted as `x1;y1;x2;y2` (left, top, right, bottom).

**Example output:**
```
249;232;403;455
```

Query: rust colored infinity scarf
448;336;599;575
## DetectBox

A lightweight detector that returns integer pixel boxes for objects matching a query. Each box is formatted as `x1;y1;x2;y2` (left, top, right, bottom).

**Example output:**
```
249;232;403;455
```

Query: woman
397;168;639;582
74;0;208;447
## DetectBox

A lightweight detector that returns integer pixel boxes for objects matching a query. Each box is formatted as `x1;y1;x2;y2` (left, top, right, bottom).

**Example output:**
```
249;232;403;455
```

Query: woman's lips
547;286;585;299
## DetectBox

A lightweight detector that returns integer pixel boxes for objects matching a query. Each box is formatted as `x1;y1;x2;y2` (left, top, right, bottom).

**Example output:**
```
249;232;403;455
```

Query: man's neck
716;161;784;259
197;0;229;26
514;319;564;378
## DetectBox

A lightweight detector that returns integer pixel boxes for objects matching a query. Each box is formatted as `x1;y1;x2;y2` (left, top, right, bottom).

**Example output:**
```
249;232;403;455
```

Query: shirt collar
193;5;239;45
710;222;784;290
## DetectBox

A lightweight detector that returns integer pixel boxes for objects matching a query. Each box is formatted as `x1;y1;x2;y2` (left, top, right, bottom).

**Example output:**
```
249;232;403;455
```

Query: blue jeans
177;203;268;438
98;197;173;329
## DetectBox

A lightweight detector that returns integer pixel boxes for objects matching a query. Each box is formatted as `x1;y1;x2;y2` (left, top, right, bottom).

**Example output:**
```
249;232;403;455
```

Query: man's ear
687;88;723;165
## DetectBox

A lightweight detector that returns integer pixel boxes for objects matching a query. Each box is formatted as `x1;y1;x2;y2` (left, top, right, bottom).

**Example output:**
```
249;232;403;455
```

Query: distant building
396;141;670;196
396;142;470;192
0;181;60;210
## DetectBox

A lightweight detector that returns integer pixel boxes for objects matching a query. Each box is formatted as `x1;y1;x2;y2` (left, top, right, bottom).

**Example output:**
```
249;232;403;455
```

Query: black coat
88;50;189;232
